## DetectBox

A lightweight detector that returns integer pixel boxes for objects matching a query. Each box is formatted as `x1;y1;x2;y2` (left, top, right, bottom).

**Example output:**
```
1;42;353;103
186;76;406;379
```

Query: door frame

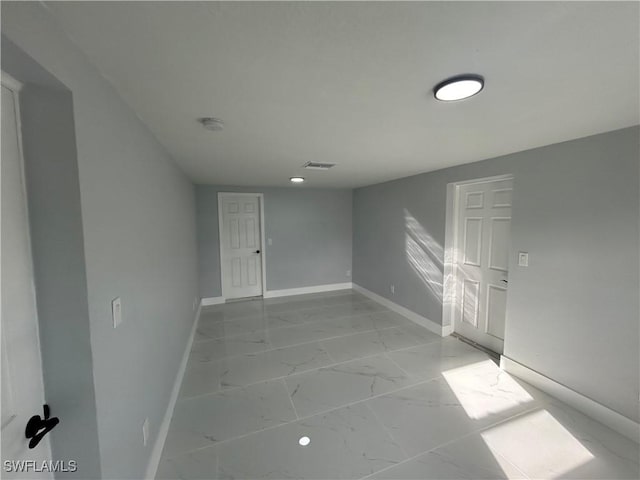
1;71;28;432
442;174;514;336
1;71;53;462
217;192;267;299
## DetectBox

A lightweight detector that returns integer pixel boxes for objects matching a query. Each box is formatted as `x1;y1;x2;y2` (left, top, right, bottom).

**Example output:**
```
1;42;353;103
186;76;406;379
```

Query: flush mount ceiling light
198;117;224;131
433;74;484;101
290;177;305;183
298;436;311;446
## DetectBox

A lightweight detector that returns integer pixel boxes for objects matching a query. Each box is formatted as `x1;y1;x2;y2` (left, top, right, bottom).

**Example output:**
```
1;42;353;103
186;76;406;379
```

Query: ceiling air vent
303;161;336;170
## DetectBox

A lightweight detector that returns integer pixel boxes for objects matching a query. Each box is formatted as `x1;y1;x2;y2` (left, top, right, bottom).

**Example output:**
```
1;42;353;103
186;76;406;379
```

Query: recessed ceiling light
198;117;224;131
290;177;305;183
298;436;311;446
434;74;484;101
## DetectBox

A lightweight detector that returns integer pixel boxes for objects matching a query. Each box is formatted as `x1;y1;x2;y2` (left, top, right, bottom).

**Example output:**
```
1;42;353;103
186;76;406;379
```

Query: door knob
254;250;261;254
501;279;508;284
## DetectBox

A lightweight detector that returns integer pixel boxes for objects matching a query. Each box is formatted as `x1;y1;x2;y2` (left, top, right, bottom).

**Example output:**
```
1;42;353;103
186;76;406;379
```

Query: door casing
1;71;53;474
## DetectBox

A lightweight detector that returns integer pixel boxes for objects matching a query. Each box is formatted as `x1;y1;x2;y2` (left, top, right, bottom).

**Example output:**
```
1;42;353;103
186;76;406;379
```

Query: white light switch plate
518;252;529;267
267;238;273;246
112;297;122;328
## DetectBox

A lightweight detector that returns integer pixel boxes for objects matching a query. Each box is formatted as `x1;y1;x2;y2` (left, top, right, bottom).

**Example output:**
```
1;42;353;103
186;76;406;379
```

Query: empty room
1;2;638;479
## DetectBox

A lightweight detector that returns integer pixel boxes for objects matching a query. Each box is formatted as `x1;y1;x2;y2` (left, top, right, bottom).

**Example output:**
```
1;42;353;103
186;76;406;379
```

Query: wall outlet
142;418;149;446
390;285;395;294
112;297;122;328
346;270;351;277
518;252;529;267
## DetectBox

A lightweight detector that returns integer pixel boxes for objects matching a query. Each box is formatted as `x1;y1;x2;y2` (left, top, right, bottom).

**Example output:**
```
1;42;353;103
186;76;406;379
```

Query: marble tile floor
157;290;639;480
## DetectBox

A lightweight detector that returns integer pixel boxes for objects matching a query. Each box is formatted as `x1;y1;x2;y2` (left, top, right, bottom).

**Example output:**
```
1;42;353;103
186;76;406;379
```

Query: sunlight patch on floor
442;359;534;420
481;408;594;478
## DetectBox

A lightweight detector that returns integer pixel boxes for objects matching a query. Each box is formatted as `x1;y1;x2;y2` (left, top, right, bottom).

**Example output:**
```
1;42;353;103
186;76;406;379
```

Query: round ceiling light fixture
433;74;484;101
198;117;224;131
290;177;305;183
298;436;311;446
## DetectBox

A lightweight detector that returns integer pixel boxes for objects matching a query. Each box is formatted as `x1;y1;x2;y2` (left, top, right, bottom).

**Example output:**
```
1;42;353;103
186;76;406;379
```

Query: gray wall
2;3;199;479
197;185;352;298
353;126;639;423
19;83;102;478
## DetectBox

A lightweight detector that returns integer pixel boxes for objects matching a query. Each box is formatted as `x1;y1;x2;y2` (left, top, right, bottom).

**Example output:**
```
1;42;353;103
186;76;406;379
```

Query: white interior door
454;177;513;354
1;79;53;477
219;194;264;300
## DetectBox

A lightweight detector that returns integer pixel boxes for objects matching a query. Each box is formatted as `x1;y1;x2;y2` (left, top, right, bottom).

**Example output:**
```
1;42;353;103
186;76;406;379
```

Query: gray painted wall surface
2;4;199;479
197;186;352;298
19;83;102;479
353;126;639;423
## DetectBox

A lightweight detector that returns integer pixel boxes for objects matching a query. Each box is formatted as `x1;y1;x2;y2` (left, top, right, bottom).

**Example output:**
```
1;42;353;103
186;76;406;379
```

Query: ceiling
45;2;639;188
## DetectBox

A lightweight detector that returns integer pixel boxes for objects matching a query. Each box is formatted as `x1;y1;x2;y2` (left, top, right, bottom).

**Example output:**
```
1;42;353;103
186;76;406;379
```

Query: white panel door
1;81;53;477
220;194;263;299
454;178;513;353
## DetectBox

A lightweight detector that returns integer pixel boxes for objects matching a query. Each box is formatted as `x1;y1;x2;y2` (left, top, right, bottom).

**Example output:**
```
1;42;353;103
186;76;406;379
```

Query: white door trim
1;72;53;467
217;192;267;298
443;174;514;336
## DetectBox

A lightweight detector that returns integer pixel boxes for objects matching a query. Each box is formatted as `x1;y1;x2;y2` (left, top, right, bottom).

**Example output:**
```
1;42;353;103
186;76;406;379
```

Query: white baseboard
442;324;454;336
352;283;450;337
500;356;640;444
145;304;201;479
201;296;225;306
263;282;353;299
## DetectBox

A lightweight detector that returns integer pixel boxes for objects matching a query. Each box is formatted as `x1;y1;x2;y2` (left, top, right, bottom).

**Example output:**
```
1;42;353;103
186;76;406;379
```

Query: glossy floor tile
320;325;439;363
217;403;407;479
156;448;219;480
190;331;271;362
159;291;639;480
219;342;334;389
387;336;489;381
286;354;415;417
366;359;548;457
179;362;221;399
163;379;296;457
369;433;528;479
478;400;640;479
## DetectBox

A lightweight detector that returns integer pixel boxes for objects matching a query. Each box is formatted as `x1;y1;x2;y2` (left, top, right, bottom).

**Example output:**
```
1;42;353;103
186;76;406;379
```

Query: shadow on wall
404;209;444;303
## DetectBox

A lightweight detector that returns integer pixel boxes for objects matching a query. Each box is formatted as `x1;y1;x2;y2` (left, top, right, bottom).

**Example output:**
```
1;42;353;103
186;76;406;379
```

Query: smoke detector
303;161;336;170
198;117;224;131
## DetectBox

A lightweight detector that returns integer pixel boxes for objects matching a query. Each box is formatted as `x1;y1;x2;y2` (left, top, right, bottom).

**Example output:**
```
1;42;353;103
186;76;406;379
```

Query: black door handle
254;250;260;254
25;404;59;449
